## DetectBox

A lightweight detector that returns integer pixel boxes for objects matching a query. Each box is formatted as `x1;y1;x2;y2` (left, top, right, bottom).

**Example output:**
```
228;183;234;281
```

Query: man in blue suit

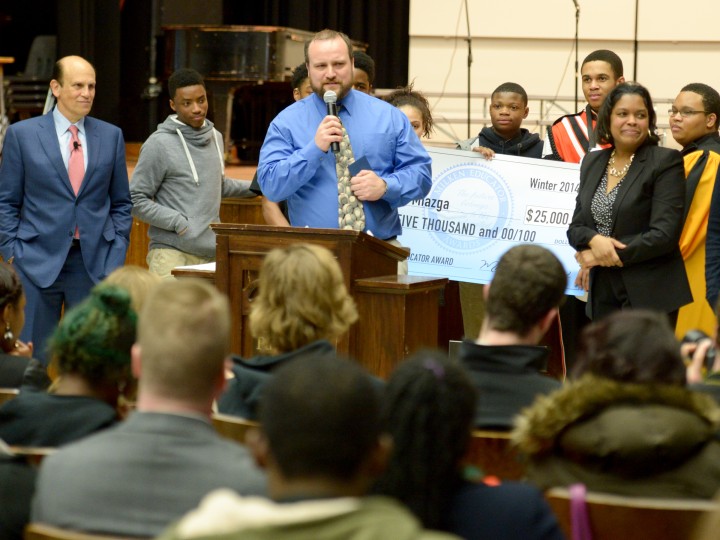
0;55;132;364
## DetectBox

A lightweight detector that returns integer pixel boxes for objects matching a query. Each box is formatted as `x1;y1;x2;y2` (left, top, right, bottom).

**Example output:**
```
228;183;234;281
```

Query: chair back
211;413;259;445
9;446;55;466
25;523;146;540
23;36;57;78
0;387;19;406
463;429;525;480
545;487;719;539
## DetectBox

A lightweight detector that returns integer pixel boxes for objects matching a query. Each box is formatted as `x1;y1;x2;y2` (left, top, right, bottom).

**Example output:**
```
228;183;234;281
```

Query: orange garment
546;110;610;164
676;146;720;339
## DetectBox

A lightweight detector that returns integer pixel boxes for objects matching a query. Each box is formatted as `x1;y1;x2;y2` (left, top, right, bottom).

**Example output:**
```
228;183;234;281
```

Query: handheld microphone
323;90;340;153
73;141;81;151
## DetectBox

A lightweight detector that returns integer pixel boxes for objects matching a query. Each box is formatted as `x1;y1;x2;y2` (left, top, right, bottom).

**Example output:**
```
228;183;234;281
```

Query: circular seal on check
424;162;513;253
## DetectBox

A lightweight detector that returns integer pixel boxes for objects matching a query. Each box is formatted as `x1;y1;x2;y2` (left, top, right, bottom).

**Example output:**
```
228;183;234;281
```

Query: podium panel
209;224;446;377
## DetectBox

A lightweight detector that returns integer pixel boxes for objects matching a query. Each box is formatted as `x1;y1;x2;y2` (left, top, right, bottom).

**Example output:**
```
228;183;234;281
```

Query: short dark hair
582;49;624;79
290;63;308;91
573;310;686;386
259;355;381;481
352;50;375;84
304;29;353;65
168;68;205;100
681;82;720;131
486;245;567;336
383;82;434;138
492;82;528;105
375;350;476;528
596;82;660;146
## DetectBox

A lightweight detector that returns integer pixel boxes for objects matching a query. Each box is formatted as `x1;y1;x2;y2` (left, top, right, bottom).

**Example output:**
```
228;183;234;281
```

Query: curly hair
48;284;137;386
102;265;161;314
374;350;476;528
250;244;358;353
384;83;434;138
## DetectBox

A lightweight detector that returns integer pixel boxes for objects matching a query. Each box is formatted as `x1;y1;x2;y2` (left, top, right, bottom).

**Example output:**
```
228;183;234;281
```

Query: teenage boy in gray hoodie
130;68;254;278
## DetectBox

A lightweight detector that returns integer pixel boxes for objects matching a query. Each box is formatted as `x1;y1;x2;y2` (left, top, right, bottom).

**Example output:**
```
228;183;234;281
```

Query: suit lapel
37;113;75;194
78;117;100;197
610;145;647;228
583;150;610;220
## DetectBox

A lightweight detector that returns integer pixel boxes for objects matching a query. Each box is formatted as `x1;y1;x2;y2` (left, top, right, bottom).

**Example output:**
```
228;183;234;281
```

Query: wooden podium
210;224;447;378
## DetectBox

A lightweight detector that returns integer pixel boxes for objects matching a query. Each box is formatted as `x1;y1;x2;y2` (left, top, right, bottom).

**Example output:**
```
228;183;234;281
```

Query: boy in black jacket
470;82;542;159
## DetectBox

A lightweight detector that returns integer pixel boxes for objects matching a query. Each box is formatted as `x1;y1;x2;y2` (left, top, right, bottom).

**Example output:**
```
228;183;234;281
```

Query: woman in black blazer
568;82;692;324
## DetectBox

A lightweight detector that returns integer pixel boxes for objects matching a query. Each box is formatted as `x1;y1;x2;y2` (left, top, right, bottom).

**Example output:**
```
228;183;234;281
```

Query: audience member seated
0;261;49;390
467;82;543;159
374;350;563;540
0;284;135;446
217;243;358;419
0;284;135;539
31;280;266;537
684;298;720;404
102;264;162;314
383;83;434;141
101;264;162;412
458;245;564;430
158;355;455;540
0;446;37;540
513;310;720;499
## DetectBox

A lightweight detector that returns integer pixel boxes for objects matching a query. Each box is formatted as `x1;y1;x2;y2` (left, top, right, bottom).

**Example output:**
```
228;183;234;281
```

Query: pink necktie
68;125;84;196
68;125;84;239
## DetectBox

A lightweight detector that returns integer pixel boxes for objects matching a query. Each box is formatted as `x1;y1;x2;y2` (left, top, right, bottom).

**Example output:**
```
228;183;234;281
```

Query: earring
1;322;15;353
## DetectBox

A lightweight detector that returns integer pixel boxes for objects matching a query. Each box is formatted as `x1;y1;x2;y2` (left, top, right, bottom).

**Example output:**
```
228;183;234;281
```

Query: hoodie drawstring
174;128;226;186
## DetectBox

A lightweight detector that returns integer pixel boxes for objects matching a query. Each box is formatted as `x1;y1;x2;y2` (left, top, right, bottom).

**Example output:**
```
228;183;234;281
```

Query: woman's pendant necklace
608;150;634;177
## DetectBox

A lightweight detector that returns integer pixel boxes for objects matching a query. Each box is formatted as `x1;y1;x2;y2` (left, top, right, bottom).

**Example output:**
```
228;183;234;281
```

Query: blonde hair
249;244;358;353
137;279;230;403
103;265;162;313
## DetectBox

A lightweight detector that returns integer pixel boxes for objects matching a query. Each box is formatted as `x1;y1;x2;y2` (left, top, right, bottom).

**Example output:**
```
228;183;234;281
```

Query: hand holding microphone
320;90;341;154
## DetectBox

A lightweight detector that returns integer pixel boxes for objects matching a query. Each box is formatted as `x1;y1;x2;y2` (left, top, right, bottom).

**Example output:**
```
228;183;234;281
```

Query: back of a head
573;310;686;385
375;350;476;528
249;244;357;352
486;245;567;336
49;284;137;387
102;265;162;314
0;261;23;313
259;355;380;482
582;49;624;79
137;279;230;402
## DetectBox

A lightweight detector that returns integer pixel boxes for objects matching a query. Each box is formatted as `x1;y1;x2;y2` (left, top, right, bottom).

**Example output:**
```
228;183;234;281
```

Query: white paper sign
398;147;583;295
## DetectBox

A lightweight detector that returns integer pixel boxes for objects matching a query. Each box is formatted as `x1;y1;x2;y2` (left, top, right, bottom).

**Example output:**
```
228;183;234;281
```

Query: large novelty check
397;147;583;295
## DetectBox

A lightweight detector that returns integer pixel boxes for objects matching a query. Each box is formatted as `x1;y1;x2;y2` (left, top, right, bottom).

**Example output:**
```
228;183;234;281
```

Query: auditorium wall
408;0;720;146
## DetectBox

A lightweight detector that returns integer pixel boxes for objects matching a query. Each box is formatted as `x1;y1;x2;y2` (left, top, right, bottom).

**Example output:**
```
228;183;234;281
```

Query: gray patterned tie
334;125;365;231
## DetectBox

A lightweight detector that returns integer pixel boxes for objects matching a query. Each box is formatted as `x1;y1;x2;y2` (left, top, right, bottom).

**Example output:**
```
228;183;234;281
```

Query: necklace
607;150;634;177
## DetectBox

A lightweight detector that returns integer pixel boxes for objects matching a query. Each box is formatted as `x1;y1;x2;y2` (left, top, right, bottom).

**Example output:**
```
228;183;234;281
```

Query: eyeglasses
668;108;709;118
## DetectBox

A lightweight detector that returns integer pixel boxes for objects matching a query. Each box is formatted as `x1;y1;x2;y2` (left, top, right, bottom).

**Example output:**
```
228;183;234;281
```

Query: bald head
50;56;96;123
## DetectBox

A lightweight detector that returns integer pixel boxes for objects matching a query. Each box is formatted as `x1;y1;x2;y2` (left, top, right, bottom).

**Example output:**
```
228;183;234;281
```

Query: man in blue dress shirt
257;29;431;256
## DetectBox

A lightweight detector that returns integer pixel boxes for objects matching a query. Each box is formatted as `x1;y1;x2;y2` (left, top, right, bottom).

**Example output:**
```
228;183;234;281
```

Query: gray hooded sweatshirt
130;115;254;257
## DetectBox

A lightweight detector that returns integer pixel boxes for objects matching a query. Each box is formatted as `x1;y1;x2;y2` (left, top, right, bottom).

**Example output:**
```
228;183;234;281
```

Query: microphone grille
323;90;337;104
